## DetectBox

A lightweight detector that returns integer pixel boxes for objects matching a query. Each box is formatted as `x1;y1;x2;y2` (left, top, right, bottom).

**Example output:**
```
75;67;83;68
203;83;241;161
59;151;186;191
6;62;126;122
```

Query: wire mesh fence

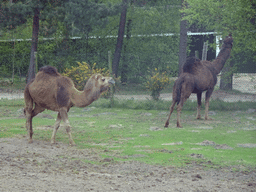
0;49;255;103
0;72;255;103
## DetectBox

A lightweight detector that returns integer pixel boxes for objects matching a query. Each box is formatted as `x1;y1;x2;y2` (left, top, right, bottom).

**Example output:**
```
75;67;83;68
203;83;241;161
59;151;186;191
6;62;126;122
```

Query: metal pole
108;51;114;107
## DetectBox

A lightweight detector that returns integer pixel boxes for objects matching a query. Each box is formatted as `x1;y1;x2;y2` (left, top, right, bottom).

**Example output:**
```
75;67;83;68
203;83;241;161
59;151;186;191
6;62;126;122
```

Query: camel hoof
28;139;33;144
205;117;213;120
69;142;76;146
164;122;169;128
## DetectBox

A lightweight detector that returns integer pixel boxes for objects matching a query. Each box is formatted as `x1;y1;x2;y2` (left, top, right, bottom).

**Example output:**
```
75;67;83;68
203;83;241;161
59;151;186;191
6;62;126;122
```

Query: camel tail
174;76;185;105
39;66;59;76
24;82;34;116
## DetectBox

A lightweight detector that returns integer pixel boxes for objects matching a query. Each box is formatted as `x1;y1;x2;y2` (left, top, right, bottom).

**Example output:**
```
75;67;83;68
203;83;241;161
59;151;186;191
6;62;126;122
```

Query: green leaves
0;1;32;29
64;0;122;36
182;0;256;72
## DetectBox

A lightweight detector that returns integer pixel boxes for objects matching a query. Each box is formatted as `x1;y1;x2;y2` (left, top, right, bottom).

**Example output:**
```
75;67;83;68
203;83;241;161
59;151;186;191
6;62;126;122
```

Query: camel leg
164;101;176;127
176;101;184;128
205;89;213;120
196;92;202;119
176;96;187;128
24;86;33;143
25;104;45;143
25;115;33;143
59;108;76;146
51;113;61;144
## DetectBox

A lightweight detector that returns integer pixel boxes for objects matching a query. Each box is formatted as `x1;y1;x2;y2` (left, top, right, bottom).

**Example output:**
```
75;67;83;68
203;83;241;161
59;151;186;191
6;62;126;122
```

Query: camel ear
95;74;102;80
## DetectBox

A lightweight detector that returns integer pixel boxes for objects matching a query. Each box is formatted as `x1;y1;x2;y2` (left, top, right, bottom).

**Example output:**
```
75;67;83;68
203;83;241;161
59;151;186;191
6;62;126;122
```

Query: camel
24;66;115;145
165;34;233;128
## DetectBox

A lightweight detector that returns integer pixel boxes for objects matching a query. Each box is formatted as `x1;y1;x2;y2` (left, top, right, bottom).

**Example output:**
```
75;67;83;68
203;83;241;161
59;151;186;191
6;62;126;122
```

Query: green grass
0;77;26;91
1;98;255;170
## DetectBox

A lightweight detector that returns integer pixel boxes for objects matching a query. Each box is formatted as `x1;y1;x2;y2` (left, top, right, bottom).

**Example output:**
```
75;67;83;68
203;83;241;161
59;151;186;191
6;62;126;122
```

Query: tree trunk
27;8;40;83
220;60;233;90
178;1;187;76
121;18;132;84
112;0;127;78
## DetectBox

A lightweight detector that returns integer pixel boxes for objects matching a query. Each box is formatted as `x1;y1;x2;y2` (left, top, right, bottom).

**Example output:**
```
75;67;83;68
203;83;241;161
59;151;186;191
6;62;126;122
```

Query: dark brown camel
24;66;115;145
165;34;233;128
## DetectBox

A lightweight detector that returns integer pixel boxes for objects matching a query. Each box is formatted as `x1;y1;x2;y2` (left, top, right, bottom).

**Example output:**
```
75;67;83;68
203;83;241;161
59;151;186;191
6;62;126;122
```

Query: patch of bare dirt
1;137;255;191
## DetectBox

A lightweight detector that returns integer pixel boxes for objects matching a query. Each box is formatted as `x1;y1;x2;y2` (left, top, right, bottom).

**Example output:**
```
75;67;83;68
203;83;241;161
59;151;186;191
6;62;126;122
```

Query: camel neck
212;44;232;74
70;86;100;108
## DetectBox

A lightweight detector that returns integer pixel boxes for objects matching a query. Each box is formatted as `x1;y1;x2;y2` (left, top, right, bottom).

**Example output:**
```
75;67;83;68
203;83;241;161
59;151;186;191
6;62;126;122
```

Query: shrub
62;62;110;89
145;68;171;100
62;62;115;98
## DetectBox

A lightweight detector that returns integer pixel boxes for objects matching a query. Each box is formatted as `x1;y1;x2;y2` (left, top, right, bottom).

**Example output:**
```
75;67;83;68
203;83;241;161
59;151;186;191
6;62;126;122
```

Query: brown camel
24;66;115;145
165;34;233;128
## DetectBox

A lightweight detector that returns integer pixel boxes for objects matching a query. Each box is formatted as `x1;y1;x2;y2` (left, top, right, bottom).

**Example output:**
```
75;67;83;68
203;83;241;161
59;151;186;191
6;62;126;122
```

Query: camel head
223;34;233;48
84;73;115;94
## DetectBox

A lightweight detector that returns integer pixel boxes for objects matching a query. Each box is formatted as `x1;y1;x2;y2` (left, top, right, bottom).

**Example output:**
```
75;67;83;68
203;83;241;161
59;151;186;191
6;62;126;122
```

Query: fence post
202;41;208;61
12;40;16;84
108;50;114;107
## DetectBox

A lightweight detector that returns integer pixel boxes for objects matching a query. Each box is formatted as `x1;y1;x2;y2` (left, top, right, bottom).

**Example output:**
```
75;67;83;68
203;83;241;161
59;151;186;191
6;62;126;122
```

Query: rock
208;111;217;116
149;127;163;131
247;109;256;113
199;140;216;146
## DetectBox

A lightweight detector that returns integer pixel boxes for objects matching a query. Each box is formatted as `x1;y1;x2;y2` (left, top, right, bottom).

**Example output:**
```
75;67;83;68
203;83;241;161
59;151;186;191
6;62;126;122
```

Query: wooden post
108;51;114;107
12;40;15;84
202;41;208;61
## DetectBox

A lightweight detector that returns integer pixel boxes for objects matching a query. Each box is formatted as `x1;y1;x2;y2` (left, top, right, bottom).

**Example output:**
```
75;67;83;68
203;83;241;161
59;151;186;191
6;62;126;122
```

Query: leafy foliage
62;61;111;90
182;0;256;70
0;1;181;82
0;1;32;30
64;0;121;36
145;68;171;100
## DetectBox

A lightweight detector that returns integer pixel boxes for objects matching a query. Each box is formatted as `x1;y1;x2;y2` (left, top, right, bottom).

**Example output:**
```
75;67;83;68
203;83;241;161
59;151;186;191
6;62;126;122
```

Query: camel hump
39;66;59;76
182;57;202;74
223;34;233;45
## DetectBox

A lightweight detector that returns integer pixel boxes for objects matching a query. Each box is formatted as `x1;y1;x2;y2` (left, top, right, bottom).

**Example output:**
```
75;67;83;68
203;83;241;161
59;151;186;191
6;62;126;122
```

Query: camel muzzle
108;79;115;85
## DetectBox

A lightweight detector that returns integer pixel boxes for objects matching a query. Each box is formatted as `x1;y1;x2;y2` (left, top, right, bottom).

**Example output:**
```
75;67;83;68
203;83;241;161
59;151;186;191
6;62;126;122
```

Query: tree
182;0;256;90
178;0;187;76
64;0;120;62
121;18;132;84
0;0;68;83
114;0;180;81
112;0;128;78
27;6;40;83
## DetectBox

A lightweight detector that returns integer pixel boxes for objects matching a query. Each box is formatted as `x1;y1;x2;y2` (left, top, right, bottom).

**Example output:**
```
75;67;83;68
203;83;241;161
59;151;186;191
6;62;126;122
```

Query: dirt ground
0;137;256;192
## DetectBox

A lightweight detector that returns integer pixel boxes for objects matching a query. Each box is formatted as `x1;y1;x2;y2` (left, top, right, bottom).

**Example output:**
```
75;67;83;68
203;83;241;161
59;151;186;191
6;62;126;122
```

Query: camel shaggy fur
165;34;233;128
24;66;115;145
